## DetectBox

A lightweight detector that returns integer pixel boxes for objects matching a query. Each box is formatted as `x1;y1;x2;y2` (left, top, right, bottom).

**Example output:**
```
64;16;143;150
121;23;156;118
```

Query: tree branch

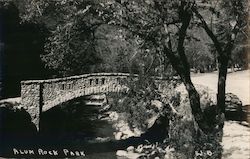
192;7;223;54
163;45;184;79
177;9;192;75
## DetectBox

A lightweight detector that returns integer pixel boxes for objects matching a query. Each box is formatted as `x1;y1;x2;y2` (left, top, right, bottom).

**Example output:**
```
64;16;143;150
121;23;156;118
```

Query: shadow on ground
0;96;169;158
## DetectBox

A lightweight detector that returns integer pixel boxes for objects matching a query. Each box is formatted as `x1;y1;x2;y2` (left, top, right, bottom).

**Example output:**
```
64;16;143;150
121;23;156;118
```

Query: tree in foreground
98;0;248;157
192;0;248;119
104;0;247;120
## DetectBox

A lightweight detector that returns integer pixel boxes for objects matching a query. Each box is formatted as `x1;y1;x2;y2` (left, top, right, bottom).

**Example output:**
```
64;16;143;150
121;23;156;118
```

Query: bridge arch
20;73;168;131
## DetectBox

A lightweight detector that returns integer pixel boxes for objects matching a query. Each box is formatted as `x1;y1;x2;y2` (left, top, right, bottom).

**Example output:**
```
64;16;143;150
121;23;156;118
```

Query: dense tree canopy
1;0;136;76
0;0;248;158
1;0;248;132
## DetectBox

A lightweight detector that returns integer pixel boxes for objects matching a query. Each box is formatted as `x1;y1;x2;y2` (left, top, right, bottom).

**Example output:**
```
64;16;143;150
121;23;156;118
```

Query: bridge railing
21;73;173;107
20;73;135;109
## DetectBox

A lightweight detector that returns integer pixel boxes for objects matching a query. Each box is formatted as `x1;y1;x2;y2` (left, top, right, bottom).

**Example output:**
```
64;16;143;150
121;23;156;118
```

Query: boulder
116;150;127;157
242;105;250;123
225;93;243;121
116;150;143;159
126;146;135;152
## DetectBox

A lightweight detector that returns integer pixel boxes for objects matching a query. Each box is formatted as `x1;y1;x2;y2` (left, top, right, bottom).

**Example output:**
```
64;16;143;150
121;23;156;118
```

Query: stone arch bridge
21;73;169;131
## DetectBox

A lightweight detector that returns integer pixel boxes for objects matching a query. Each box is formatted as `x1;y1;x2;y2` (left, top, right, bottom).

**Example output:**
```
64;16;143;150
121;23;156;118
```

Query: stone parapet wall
21;73;172;112
21;73;170;85
21;73;136;84
21;73;133;111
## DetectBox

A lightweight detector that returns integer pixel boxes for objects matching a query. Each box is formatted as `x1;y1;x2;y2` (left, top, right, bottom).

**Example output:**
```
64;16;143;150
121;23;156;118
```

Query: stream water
0;97;120;158
0;95;168;158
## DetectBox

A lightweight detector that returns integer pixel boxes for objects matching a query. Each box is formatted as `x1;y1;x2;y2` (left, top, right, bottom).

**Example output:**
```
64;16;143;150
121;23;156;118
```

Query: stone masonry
20;73;168;131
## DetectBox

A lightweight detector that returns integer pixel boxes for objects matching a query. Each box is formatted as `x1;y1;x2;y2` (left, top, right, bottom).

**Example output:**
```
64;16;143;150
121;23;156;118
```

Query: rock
133;127;143;136
113;116;142;139
136;144;144;153
164;146;175;159
164;152;175;159
144;144;153;149
116;150;143;159
151;100;163;110
95;137;110;142
0;97;21;109
99;104;111;113
242;105;250;122
121;129;135;139
150;150;157;157
127;146;135;152
109;111;119;121
159;148;165;154
116;150;127;157
146;115;159;129
165;146;175;153
114;132;123;140
225;93;243;121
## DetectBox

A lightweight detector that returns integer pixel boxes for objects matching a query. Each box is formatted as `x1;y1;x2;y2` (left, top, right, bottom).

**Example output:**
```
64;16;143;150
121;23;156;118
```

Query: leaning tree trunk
183;76;211;132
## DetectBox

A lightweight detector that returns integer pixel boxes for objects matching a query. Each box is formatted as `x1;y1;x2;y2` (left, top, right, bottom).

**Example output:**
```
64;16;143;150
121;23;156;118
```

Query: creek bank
0;95;169;158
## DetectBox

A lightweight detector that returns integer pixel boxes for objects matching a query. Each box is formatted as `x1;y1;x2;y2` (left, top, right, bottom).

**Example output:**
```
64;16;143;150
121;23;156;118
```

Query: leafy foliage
109;75;180;131
94;25;138;73
186;27;215;72
2;0;174;77
1;1;248;157
109;76;159;131
7;0;247;132
193;0;248;64
15;0;104;76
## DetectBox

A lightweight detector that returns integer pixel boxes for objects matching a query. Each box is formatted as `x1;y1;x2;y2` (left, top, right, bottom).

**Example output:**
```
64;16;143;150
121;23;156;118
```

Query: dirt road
191;70;250;105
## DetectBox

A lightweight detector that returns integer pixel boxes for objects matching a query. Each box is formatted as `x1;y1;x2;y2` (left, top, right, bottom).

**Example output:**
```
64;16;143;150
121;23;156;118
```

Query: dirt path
222;121;250;159
192;70;250;159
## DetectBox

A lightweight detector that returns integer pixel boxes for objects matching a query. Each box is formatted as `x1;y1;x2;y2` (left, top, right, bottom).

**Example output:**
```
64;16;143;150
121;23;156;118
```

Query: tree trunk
163;47;210;132
217;55;229;115
183;76;211;132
